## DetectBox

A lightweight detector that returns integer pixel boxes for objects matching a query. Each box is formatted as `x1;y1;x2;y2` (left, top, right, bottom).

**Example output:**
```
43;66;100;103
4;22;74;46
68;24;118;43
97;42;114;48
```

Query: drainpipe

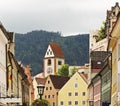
110;52;112;105
6;44;8;91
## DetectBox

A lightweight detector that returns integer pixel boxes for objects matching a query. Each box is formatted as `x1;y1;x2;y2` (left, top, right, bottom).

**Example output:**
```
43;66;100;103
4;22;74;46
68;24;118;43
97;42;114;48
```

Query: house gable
58;72;88;106
44;45;54;58
50;75;69;89
44;43;64;59
43;76;58;106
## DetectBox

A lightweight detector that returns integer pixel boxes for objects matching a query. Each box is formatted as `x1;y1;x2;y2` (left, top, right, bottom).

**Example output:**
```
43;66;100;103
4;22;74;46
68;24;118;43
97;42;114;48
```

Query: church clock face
47;67;53;74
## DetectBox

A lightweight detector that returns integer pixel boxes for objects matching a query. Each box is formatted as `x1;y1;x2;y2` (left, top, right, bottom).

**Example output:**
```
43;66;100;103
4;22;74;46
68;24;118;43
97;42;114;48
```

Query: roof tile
36;78;47;85
50;75;69;89
50;43;64;58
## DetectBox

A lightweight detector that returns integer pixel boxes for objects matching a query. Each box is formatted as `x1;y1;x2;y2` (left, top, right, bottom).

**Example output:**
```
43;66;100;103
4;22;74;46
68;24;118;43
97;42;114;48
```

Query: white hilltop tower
44;43;65;77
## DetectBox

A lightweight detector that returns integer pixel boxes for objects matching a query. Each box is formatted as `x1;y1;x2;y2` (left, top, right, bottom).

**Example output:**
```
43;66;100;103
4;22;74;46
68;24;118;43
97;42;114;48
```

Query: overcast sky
0;0;119;36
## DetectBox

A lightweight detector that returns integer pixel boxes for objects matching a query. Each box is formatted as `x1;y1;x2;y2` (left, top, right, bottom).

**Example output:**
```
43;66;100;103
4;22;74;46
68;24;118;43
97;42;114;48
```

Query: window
89;101;94;106
53;102;55;106
48;59;51;65
82;92;85;96
50;51;52;55
58;61;62;65
97;61;101;65
74;83;78;88
68;101;72;105
50;87;52;90
60;101;64;105
68;92;72;96
52;95;54;98
45;95;47;99
75;92;78;96
48;95;50;98
82;101;85;105
75;101;78;105
46;87;48;90
48;80;50;84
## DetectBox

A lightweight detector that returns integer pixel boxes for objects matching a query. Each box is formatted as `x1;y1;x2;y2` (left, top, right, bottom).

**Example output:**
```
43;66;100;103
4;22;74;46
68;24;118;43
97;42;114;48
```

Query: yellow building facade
108;14;120;106
58;72;88;106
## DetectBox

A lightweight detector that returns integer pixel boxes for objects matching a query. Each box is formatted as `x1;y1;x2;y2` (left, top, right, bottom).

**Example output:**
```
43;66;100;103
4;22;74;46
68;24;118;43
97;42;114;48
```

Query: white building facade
0;23;9;105
90;31;108;51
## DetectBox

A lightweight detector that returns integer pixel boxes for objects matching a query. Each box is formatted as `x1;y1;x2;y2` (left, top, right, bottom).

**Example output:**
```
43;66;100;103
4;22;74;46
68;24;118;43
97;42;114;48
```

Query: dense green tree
56;64;69;76
69;67;78;77
96;21;106;42
15;30;89;76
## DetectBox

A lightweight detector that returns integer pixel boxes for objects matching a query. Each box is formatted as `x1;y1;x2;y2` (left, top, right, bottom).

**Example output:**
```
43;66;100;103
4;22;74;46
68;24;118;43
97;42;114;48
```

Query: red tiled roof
35;77;47;85
50;75;70;89
50;43;64;58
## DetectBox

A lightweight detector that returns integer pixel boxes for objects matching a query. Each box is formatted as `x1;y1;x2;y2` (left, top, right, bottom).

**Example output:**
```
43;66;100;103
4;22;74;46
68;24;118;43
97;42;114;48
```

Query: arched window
48;59;51;65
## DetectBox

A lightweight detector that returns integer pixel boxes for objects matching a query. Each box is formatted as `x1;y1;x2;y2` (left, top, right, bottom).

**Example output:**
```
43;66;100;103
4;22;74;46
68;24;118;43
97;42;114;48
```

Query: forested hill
15;30;89;76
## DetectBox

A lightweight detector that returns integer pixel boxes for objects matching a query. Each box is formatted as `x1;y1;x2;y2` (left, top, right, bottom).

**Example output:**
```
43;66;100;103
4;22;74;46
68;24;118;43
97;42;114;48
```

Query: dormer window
50;51;52;55
48;59;51;65
47;52;49;55
47;49;53;56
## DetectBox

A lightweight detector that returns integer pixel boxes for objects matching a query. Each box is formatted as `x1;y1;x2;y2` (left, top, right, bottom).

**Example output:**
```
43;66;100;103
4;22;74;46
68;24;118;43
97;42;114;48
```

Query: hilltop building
44;43;65;77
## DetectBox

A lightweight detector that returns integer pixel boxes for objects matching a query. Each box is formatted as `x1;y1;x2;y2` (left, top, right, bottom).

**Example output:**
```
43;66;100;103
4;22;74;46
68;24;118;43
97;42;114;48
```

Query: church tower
44;43;65;77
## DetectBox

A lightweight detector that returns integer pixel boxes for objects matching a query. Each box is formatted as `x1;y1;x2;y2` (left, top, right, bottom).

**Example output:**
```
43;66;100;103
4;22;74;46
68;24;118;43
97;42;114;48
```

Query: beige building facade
43;75;69;106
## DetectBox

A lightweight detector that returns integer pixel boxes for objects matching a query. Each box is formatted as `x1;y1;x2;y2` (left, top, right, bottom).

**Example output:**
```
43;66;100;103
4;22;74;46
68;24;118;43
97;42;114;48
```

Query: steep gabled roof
50;75;70;89
35;77;47;85
49;43;64;58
